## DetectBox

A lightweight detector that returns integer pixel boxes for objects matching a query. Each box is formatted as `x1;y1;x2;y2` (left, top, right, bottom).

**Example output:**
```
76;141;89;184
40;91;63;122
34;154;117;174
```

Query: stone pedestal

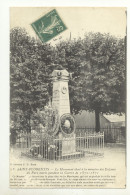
61;134;76;155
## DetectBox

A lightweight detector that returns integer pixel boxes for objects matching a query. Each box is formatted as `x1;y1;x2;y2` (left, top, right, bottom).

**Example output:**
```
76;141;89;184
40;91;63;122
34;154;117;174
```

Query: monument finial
52;68;71;82
55;64;64;70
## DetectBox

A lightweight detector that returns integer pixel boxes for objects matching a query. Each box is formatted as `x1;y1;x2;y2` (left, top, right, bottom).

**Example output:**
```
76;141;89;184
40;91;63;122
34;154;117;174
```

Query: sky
10;7;126;45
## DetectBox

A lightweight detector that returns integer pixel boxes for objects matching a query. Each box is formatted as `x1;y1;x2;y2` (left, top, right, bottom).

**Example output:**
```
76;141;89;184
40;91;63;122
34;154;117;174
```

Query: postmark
31;9;67;43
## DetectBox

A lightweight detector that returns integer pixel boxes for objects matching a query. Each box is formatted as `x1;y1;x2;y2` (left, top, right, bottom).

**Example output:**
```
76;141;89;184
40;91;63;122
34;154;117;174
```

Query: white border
0;0;129;195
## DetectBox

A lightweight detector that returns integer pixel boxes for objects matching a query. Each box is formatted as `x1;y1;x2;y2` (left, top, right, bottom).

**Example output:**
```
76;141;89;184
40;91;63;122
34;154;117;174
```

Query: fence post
103;132;104;149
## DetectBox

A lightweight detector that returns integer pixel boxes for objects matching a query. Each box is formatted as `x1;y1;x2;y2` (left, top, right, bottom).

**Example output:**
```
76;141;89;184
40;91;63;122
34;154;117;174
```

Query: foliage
10;27;54;132
10;28;126;133
83;33;126;112
32;105;59;136
53;33;126;131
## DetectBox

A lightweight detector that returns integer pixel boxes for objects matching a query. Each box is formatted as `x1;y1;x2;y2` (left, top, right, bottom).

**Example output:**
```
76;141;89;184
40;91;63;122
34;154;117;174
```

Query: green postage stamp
31;9;67;43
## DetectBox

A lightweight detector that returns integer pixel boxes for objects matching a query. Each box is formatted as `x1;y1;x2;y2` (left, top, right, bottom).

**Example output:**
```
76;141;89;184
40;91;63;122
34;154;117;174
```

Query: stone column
52;69;76;156
52;69;71;117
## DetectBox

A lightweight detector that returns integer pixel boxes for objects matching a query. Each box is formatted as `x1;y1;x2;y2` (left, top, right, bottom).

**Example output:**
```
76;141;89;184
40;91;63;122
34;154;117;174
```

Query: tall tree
10;28;54;133
54;33;126;132
10;28;126;133
82;33;126;131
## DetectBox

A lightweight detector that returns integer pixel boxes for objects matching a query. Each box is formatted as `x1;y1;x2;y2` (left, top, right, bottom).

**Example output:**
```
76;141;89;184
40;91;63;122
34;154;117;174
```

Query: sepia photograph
9;7;126;189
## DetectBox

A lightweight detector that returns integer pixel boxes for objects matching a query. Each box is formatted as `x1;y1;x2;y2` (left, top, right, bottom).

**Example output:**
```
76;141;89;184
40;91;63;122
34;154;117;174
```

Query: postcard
9;7;127;189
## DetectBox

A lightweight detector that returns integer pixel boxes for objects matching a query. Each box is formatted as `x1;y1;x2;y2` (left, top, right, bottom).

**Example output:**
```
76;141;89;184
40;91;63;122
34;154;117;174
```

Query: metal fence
15;132;104;161
102;127;126;143
76;127;126;144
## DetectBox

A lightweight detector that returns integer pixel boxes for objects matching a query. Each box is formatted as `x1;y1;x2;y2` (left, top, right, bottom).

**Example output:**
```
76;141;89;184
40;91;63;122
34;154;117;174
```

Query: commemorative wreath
60;113;75;135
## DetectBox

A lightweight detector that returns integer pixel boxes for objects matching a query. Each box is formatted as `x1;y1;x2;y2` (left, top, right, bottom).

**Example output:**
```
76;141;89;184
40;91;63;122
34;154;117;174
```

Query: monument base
58;133;76;155
22;150;85;161
56;151;85;160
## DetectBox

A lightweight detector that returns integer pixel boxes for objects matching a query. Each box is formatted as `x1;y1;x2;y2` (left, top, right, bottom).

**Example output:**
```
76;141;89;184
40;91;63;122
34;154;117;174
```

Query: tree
10;28;54;133
82;33;126;131
54;33;126;132
10;28;126;133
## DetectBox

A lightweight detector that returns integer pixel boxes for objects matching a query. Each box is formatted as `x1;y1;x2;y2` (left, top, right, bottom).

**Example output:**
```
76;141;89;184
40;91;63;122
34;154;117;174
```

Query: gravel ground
9;143;126;188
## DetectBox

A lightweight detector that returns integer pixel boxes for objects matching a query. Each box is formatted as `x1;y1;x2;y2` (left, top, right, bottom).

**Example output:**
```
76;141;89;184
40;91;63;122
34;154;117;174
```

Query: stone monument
52;69;70;117
52;69;77;156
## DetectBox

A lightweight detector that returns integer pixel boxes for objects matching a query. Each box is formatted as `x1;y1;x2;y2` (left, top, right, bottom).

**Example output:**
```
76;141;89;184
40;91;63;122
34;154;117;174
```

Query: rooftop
103;114;125;123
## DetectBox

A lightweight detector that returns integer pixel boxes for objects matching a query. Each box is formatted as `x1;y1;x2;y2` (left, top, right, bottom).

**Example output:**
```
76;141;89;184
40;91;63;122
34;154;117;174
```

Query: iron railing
76;127;125;143
15;132;104;161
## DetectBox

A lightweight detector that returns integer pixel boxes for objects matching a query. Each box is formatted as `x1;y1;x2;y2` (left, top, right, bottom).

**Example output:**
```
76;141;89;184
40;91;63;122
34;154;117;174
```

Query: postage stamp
31;9;67;43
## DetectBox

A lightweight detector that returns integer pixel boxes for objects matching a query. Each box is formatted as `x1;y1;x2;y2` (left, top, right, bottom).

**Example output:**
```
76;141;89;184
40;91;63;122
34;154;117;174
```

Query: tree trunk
27;115;31;148
95;110;100;132
27;114;31;133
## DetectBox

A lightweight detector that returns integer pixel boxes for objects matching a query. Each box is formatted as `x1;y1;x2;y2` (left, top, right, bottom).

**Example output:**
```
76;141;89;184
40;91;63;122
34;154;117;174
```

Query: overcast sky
10;7;126;45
